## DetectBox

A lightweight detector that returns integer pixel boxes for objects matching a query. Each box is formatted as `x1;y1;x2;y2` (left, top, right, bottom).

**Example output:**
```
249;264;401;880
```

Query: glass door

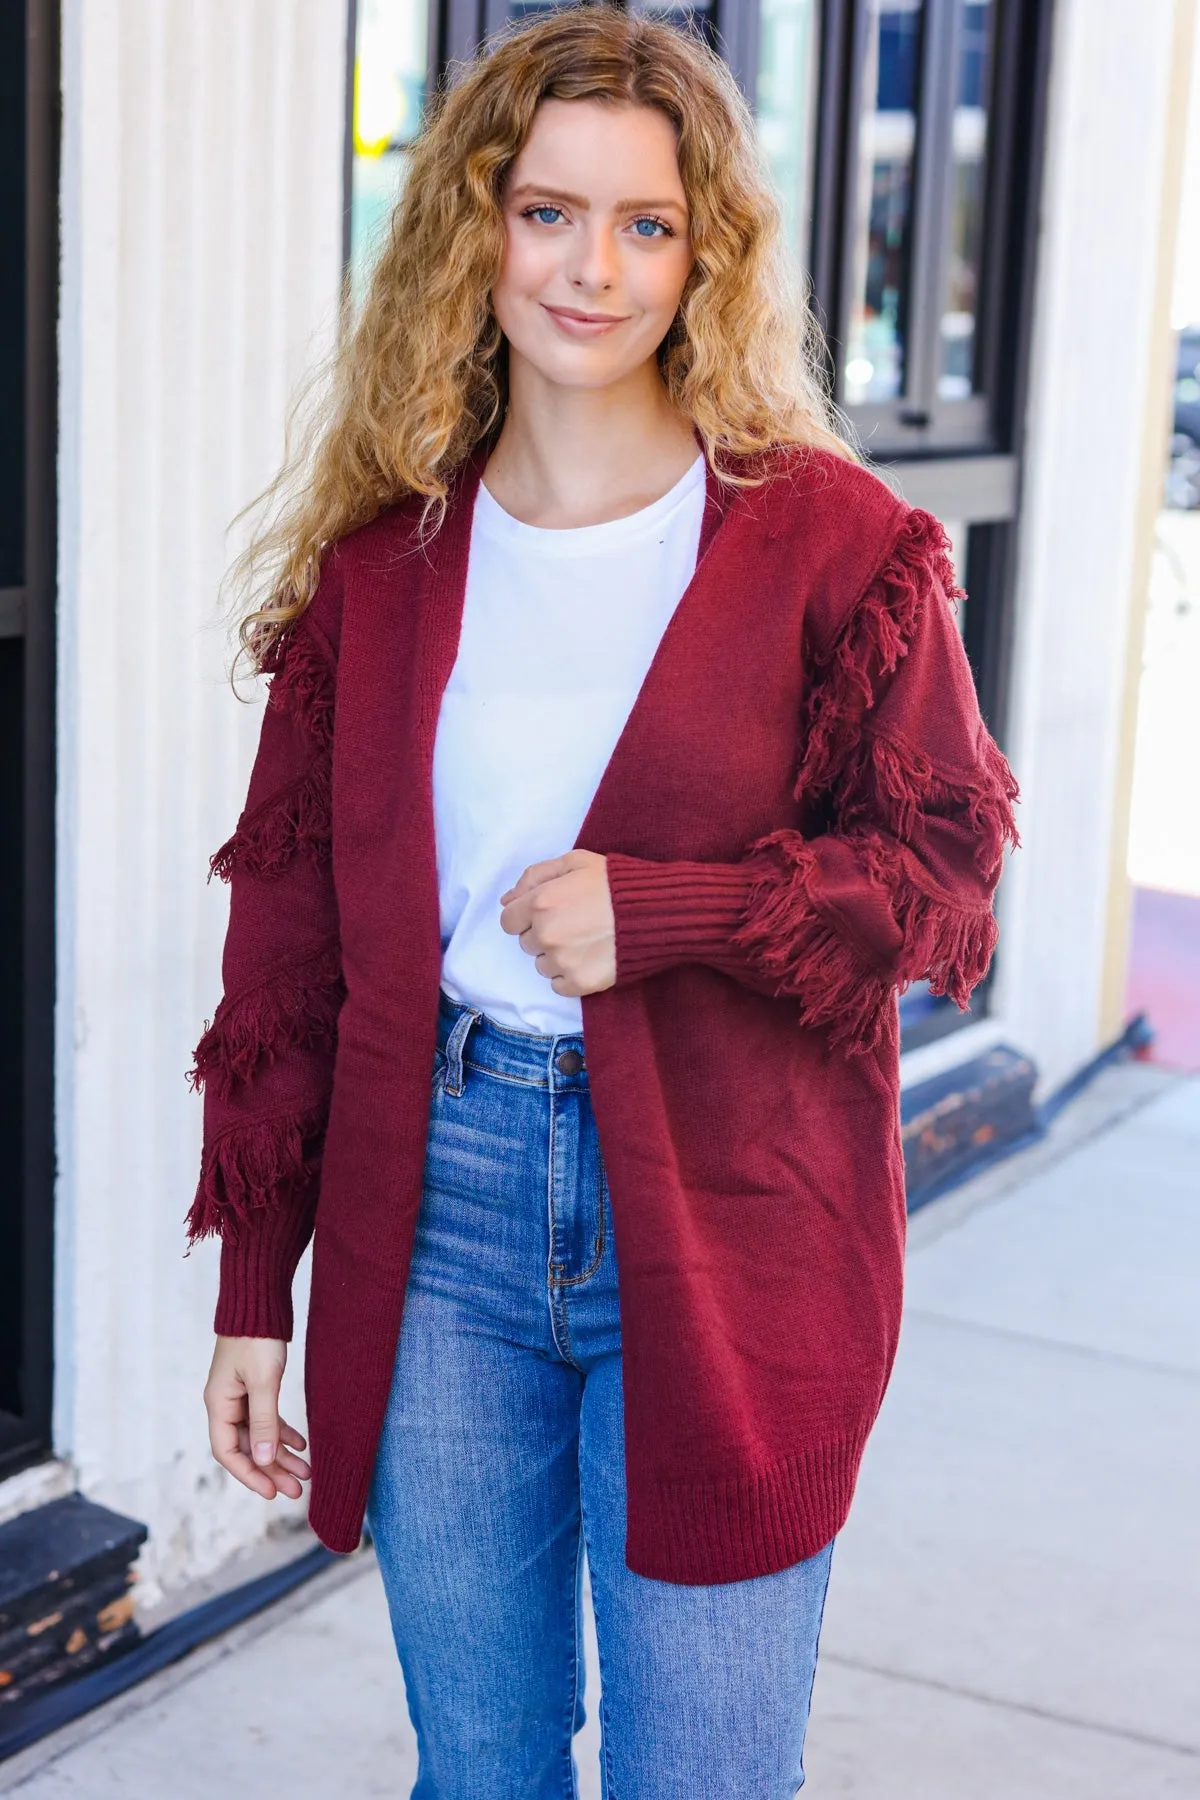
837;0;1002;454
348;0;432;298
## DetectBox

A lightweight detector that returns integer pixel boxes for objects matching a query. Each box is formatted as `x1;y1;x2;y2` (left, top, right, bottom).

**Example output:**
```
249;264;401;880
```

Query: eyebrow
507;183;688;214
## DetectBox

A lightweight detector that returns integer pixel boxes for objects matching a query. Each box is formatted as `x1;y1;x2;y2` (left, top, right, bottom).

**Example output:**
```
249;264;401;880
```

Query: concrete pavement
1;1062;1196;1797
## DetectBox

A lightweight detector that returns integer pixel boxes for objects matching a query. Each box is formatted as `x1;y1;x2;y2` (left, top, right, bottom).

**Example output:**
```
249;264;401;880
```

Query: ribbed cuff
212;1196;316;1340
605;851;756;986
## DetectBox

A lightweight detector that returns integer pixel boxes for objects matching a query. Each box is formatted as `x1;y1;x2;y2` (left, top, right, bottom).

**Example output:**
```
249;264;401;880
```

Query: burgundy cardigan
186;444;1018;1584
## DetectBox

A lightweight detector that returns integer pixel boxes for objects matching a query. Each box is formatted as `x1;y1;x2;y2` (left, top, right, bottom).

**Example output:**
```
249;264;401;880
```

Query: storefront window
507;0;580;18
349;0;430;297
938;0;995;399
755;0;821;262
629;0;717;39
843;0;925;407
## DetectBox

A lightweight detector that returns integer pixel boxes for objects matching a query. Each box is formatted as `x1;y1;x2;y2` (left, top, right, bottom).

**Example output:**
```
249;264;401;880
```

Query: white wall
1172;14;1200;327
995;0;1184;1092
53;0;348;1605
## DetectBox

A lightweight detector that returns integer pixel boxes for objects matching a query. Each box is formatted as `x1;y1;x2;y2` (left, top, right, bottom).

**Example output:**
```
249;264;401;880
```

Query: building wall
54;0;348;1603
994;0;1186;1092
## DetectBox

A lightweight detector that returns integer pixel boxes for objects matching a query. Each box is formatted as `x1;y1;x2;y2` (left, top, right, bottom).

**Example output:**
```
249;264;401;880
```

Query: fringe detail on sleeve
207;763;332;883
729;829;998;1054
729;840;893;1051
187;939;345;1101
208;619;336;884
184;1103;328;1246
260;620;335;751
890;876;999;1014
841;727;1021;885
797;509;961;804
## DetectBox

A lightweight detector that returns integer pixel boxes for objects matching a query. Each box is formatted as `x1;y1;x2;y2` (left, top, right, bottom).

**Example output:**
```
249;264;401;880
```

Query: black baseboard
0;1528;343;1764
0;1493;147;1712
902;1012;1155;1212
903;1043;1040;1211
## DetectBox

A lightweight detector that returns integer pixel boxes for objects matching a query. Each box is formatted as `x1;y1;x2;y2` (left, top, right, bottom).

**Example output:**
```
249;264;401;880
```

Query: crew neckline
473;451;707;555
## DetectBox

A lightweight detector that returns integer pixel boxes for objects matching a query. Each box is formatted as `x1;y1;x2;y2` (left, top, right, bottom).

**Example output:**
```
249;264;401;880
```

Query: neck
482;350;701;528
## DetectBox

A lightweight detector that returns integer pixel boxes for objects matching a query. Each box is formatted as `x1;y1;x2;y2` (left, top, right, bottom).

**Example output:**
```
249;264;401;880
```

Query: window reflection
938;0;994;400
844;0;925;407
756;0;821;262
350;0;430;298
507;0;581;19
627;0;718;47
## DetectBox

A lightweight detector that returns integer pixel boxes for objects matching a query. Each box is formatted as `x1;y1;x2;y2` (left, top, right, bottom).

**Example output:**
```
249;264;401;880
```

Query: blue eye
520;204;673;237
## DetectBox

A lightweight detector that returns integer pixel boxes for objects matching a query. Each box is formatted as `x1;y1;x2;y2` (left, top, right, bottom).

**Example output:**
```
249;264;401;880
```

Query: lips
541;303;630;327
544;305;628;323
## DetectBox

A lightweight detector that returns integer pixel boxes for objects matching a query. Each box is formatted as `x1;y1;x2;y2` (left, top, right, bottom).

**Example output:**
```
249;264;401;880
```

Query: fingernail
253;1442;273;1464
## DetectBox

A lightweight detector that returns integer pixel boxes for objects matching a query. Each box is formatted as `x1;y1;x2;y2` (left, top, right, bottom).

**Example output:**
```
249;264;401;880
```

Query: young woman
188;8;1018;1795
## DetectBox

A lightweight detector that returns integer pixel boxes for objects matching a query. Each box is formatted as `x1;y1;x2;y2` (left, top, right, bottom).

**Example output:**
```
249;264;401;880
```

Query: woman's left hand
499;850;616;996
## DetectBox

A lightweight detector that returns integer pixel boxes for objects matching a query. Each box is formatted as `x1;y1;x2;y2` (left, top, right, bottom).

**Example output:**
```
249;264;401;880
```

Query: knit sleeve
604;508;1019;1053
184;571;343;1339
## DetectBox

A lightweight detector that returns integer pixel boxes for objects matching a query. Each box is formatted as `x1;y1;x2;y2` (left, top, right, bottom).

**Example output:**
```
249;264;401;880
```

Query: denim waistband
435;985;589;1093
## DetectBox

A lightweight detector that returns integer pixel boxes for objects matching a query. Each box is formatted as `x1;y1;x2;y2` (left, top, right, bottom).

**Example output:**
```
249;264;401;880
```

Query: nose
567;218;619;294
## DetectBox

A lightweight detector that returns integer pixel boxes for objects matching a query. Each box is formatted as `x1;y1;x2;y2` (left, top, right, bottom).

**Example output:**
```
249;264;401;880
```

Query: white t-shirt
433;452;707;1036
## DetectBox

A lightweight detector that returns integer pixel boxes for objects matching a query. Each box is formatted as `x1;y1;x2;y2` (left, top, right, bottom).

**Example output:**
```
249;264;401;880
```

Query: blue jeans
365;988;834;1799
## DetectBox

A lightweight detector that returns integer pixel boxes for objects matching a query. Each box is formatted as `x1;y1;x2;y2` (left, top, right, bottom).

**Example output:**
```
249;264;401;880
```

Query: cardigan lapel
419;437;739;862
573;453;732;851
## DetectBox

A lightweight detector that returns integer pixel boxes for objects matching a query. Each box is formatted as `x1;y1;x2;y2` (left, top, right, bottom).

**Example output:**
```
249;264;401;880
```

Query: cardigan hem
303;1419;877;1581
622;1421;874;1584
306;1462;375;1557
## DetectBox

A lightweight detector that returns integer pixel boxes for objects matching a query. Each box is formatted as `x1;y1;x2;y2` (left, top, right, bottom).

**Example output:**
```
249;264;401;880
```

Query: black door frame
0;0;59;1479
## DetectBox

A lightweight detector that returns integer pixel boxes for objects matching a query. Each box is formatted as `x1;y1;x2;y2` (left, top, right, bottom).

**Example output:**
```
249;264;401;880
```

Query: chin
522;341;649;392
545;364;636;392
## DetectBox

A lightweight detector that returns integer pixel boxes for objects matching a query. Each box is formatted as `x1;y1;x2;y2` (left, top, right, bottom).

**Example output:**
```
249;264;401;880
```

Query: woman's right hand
204;1335;313;1501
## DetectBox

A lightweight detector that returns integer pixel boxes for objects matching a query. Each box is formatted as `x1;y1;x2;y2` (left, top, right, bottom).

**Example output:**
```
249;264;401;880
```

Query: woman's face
493;98;694;392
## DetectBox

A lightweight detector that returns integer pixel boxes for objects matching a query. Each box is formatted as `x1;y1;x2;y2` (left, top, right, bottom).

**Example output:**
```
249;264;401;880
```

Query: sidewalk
1;1063;1196;1798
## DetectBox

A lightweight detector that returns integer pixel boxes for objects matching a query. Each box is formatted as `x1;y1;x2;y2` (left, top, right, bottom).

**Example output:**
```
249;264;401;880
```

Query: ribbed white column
996;0;1184;1091
56;0;348;1602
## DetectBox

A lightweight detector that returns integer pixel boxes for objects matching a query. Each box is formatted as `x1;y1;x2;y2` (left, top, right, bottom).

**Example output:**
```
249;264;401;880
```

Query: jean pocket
431;1046;448;1097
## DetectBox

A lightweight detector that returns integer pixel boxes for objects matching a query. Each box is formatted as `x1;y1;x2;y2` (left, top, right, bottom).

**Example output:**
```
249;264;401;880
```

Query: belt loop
444;1003;481;1097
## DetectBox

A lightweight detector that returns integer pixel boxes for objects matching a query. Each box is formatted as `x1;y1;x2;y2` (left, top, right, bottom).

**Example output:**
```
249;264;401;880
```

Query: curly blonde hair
231;3;851;670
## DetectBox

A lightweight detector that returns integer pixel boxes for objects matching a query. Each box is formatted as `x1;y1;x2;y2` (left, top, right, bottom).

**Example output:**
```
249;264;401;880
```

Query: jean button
555;1049;584;1075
